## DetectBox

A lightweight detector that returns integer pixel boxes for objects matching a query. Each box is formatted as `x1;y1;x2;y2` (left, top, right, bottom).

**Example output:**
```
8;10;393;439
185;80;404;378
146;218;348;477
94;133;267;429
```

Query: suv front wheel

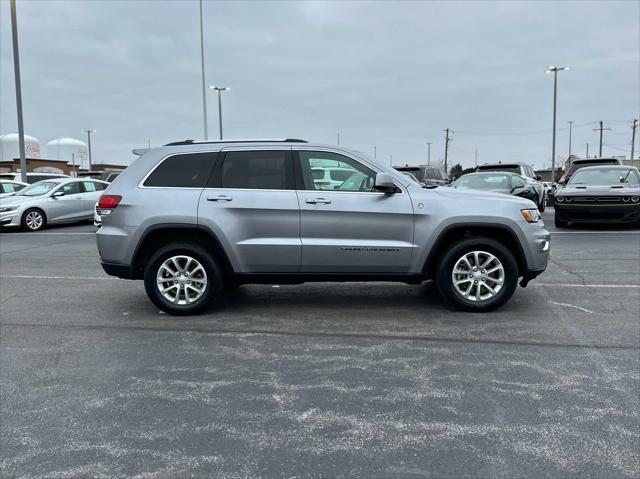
143;242;223;315
435;237;518;312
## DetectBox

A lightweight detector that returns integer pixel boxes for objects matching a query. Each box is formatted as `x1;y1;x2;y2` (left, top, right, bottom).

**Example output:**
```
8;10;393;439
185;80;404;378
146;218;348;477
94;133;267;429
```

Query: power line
455;121;596;136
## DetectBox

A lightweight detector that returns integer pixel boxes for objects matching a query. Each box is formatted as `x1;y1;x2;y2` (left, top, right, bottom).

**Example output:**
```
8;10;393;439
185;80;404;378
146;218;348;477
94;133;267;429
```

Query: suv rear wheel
143;242;223;315
435;237;518;312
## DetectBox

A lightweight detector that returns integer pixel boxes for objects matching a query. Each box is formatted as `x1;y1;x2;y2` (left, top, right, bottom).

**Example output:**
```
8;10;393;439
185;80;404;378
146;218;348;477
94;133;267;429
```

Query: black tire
143;242;224;315
538;192;546;212
21;208;47;232
435;237;519;312
554;214;568;228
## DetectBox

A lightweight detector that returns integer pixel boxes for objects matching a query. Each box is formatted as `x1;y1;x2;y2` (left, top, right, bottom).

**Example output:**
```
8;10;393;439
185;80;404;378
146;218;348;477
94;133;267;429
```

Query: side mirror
373;173;398;194
52;190;65;197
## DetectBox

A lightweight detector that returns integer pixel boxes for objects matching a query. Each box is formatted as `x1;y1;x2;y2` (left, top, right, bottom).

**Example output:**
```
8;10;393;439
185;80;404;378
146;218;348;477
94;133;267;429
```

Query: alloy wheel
156;255;208;305
25;211;43;231
451;250;505;302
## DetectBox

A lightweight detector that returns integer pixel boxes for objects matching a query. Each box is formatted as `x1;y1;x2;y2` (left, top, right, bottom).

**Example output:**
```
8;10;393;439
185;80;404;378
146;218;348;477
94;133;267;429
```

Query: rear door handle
207;195;233;202
305;198;331;205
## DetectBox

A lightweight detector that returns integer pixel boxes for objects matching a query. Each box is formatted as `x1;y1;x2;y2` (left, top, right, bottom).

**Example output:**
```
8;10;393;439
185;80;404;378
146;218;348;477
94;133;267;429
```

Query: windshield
567;160;619;175
17;181;59;197
453;174;510;190
569;168;639;186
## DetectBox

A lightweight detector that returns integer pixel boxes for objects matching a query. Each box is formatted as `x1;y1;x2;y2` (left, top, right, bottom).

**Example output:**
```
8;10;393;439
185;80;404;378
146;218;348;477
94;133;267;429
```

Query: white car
311;166;358;190
94;202;102;227
0;179;28;198
0;178;109;231
0;172;69;184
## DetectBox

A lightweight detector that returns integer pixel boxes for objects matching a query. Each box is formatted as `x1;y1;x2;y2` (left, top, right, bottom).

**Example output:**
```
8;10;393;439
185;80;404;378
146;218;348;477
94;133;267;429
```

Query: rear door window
216;150;293;190
144;153;216;188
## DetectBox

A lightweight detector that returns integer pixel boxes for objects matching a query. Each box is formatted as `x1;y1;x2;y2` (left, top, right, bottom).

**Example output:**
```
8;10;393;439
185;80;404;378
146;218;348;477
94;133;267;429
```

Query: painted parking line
550;231;640;234
0;275;114;281
534;283;640;288
0;232;95;236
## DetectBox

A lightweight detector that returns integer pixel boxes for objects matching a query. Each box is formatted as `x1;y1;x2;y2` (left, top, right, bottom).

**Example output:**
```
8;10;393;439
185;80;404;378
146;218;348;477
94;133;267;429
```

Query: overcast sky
1;0;638;169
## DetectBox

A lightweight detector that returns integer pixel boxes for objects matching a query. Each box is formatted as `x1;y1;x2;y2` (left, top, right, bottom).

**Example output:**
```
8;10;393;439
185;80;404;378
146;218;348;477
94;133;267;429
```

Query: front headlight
521;208;541;223
0;206;18;213
555;195;564;203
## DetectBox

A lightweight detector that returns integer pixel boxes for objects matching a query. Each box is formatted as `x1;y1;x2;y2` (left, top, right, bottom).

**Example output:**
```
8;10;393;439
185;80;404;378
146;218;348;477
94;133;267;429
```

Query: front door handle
207;195;233;202
306;198;331;205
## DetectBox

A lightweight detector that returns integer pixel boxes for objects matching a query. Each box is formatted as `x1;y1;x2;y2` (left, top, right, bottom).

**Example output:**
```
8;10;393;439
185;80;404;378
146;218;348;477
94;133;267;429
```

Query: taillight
98;195;122;209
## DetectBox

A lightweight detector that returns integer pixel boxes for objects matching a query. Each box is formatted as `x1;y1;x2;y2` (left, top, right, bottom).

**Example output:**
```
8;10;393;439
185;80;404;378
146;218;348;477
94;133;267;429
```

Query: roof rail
163;138;308;146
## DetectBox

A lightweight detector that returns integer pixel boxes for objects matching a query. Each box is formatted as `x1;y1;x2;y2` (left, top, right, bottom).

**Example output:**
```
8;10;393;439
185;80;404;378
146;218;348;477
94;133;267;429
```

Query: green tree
449;163;464;180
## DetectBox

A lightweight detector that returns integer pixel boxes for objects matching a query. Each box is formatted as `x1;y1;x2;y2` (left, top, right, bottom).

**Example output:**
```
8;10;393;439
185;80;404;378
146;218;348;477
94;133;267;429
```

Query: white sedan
0;179;28;198
0;178;109;231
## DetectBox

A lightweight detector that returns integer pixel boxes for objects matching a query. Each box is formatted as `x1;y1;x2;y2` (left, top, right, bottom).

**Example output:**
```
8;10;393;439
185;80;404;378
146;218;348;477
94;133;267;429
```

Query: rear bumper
555;203;640;223
101;262;134;279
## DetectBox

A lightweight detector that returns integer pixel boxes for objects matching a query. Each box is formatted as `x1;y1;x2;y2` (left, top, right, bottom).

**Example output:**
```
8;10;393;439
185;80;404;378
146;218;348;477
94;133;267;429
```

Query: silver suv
97;139;549;315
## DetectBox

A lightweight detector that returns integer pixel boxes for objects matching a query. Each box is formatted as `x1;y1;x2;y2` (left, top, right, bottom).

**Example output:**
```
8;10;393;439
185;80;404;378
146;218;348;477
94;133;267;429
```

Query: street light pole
10;0;27;183
568;120;574;157
545;66;569;183
208;86;230;140
199;0;208;140
82;129;95;171
426;141;432;165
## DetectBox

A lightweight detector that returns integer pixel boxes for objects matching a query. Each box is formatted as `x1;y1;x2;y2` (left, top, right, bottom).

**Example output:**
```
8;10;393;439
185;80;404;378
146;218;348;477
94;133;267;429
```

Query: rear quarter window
144;153;216;188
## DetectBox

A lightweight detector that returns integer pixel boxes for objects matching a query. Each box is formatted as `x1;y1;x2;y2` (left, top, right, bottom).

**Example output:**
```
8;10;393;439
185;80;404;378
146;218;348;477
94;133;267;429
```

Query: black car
451;172;538;203
394;165;449;187
559;157;622;185
554;165;640;228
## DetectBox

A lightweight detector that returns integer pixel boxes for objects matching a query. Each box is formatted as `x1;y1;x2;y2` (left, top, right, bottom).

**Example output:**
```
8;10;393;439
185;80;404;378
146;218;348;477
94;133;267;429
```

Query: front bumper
0;211;21;227
555;203;640;223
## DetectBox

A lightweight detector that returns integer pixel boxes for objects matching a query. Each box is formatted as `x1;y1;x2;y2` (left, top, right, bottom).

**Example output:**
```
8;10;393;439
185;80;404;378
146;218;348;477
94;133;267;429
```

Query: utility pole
71;153;76;177
443;129;451;174
10;0;27;183
373;146;377;159
337;131;340;145
545;66;569;183
586;143;589;158
568;120;574;156
475;148;478;167
593;121;610;157
631;119;638;166
389;154;393;166
83;129;95;171
426;141;432;165
199;0;208;140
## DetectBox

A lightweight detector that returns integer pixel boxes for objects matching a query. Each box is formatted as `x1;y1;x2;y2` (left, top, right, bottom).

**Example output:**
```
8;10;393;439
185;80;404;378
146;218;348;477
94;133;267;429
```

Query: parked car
476;162;546;211
311;166;358;190
393;165;448;187
0;178;109;231
554;165;640;228
558;157;622;185
96;139;550;315
78;170;123;182
94;202;102;227
451;172;539;203
0;172;69;184
0;179;28;197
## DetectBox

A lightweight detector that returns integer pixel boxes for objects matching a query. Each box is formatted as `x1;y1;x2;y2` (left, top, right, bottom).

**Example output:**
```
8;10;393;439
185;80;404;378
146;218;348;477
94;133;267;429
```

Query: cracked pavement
1;210;639;478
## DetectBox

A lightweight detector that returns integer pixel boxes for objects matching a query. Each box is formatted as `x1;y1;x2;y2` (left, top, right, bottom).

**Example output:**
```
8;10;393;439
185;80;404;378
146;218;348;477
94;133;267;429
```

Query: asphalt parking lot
1;210;638;479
